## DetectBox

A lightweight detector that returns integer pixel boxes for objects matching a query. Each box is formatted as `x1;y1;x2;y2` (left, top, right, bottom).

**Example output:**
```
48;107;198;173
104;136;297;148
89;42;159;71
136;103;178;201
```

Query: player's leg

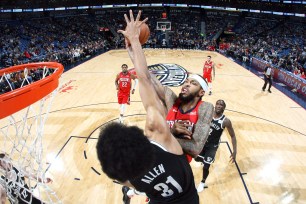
122;186;131;204
267;78;272;93
197;163;210;192
203;72;212;95
208;74;212;95
118;93;124;123
119;94;129;123
119;103;126;123
262;76;268;91
196;146;218;192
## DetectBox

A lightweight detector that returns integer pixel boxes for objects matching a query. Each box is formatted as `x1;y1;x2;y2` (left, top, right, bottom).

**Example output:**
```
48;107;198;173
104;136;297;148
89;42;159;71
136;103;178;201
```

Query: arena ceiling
0;0;305;13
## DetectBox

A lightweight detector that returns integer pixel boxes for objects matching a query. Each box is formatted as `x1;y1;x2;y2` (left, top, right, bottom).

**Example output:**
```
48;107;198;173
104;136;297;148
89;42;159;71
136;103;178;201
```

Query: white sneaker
197;182;206;193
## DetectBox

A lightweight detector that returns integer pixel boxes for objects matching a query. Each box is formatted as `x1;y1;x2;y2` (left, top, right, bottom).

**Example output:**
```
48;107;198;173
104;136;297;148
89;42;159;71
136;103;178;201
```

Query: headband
188;74;208;92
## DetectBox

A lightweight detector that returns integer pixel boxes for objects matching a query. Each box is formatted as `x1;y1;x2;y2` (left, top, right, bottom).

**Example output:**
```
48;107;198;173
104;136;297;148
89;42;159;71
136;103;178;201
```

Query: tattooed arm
176;101;214;157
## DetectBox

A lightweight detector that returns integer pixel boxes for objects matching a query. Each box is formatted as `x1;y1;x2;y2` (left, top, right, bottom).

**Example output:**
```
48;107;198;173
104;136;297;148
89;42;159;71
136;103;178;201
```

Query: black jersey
1;167;41;204
205;115;226;147
130;141;199;204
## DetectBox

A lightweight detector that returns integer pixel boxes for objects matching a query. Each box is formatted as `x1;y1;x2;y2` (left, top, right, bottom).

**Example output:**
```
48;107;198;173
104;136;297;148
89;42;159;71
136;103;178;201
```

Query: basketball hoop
0;62;63;203
0;62;63;119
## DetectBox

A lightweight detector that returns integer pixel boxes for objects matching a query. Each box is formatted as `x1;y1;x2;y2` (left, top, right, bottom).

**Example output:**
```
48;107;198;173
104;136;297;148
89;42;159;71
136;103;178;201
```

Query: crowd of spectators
1;9;305;82
0;14;111;69
224;16;305;79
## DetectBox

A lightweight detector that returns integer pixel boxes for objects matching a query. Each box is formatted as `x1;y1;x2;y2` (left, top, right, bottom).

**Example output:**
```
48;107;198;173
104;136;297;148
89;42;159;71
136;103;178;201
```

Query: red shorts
118;92;130;105
203;72;212;83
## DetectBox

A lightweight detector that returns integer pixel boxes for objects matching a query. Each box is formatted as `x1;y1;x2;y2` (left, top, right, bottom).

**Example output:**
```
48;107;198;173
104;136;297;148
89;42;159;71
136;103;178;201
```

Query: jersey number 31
154;176;183;197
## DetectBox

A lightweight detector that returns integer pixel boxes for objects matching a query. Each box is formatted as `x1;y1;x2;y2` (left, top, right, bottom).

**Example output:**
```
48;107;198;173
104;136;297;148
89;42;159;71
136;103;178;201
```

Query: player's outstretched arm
176;102;214;157
118;10;182;154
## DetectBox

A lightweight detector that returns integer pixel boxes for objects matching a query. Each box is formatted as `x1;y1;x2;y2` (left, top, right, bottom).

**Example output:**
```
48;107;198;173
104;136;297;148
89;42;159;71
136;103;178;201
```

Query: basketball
126;23;150;45
139;23;150;45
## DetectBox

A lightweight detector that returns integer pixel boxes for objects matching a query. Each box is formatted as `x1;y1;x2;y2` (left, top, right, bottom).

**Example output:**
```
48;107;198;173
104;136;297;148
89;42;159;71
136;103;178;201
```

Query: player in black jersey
96;10;199;204
0;153;52;204
195;99;237;192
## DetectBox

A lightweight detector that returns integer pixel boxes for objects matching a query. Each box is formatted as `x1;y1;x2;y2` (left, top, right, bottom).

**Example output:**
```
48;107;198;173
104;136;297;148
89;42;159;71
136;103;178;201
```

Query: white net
0;65;62;204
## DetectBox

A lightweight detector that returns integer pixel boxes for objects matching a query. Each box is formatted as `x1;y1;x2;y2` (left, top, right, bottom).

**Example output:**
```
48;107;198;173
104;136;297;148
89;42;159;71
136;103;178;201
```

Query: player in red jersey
165;74;214;161
203;56;215;95
115;64;138;123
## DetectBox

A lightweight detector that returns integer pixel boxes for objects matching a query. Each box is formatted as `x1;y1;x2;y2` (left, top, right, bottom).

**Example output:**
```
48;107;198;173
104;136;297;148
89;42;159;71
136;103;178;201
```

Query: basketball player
0;153;52;204
203;56;215;95
96;10;199;203
164;74;214;161
195;99;237;192
125;36;214;160
115;64;138;123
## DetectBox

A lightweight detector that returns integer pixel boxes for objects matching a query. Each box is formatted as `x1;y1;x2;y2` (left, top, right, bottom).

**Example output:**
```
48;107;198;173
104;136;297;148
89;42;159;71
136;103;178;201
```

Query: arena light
114;4;126;8
189;5;201;8
284;12;294;16
66;7;77;10
262;10;272;13
273;11;283;15
55;7;65;11
151;3;163;6
13;9;22;12
226;7;237;11
201;5;212;9
78;6;89;9
163;3;175;6
176;4;188;7
33;8;43;12
139;4;151;7
127;4;138;7
91;6;102;9
102;5;113;8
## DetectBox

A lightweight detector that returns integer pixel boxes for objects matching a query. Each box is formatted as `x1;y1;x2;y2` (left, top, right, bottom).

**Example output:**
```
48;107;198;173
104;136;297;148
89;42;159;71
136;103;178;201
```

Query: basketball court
1;49;306;204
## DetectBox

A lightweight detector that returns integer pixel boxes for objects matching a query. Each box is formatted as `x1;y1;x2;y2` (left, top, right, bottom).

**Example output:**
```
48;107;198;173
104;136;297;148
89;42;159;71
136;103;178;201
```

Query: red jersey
203;60;213;75
117;72;132;93
166;99;204;162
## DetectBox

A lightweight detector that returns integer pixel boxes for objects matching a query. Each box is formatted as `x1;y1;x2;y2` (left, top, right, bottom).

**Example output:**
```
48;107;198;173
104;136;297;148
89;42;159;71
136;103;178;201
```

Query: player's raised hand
118;10;148;46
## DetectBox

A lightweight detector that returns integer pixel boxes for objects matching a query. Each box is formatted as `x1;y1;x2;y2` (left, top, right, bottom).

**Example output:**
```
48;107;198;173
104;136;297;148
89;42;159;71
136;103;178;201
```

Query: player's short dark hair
0;153;4;159
121;64;128;68
96;122;155;182
207;56;211;58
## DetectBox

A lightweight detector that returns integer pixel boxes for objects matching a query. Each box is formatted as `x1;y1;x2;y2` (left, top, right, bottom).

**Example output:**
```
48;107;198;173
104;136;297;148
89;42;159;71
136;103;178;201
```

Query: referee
262;66;272;93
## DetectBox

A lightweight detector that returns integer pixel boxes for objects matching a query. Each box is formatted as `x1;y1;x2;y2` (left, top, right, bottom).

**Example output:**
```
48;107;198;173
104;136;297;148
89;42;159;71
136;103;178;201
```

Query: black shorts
16;196;44;204
195;145;219;164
